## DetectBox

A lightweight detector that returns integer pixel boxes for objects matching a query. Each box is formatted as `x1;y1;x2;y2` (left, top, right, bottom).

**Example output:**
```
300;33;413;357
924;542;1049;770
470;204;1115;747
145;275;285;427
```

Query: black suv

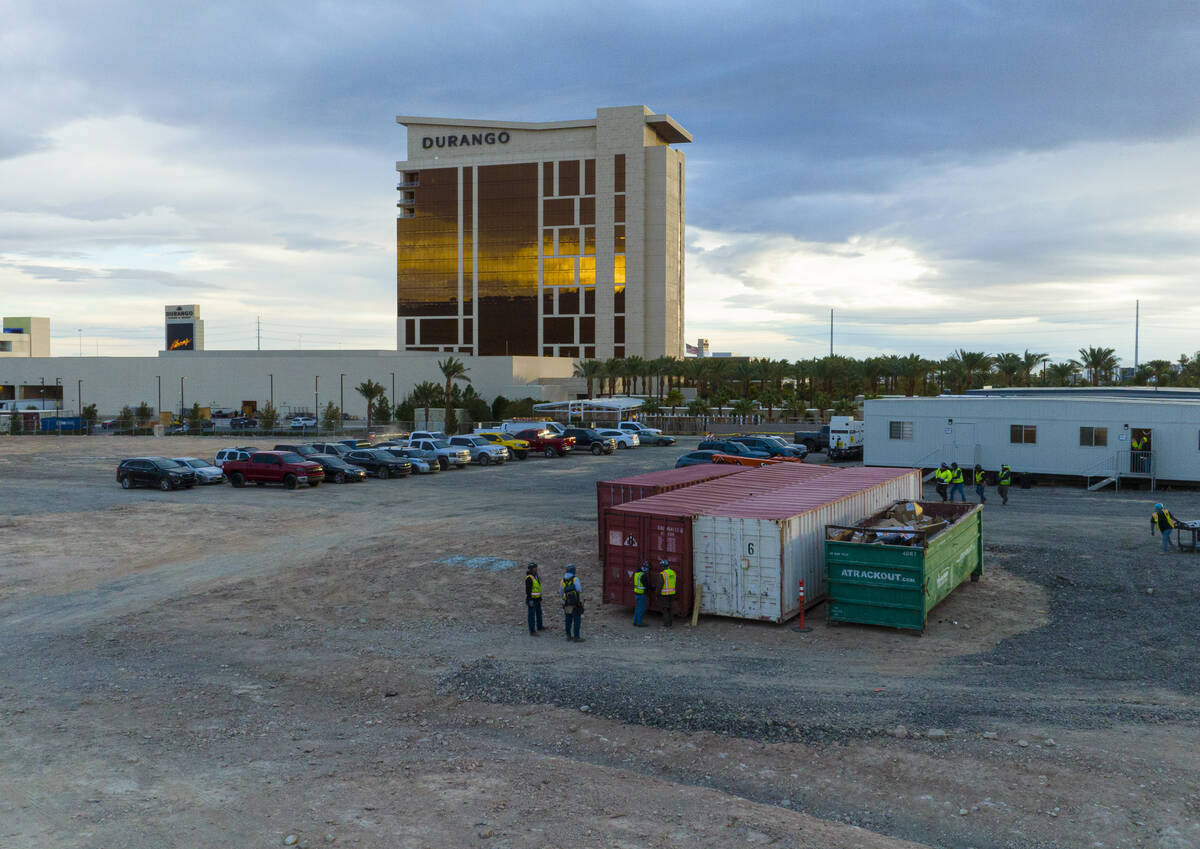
563;427;618;455
345;449;412;479
230;416;258;429
729;435;806;458
697;439;771;459
116;457;197;491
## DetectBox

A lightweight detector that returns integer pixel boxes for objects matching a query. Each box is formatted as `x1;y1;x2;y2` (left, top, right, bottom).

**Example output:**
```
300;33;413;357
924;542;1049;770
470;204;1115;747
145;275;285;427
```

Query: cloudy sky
3;1;1198;365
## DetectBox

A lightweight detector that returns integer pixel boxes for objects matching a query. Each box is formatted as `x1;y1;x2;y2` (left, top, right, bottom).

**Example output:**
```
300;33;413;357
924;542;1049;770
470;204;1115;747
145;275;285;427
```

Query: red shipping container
601;463;842;612
595;464;748;558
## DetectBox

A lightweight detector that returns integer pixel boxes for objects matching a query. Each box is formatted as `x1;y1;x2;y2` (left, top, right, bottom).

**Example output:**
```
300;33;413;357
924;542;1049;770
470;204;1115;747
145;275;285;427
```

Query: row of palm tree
572;346;1182;408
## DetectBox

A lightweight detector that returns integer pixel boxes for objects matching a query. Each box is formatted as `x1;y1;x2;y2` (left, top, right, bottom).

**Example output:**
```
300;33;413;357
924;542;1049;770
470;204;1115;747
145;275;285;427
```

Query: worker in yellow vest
949;463;966;502
658;559;677;628
1151;503;1177;554
632;561;650;627
934;463;950;501
974;464;987;504
524;562;545;636
997;465;1012;505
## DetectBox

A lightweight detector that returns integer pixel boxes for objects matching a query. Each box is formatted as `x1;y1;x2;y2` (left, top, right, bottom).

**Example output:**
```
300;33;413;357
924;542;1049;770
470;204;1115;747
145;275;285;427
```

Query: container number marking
746;542;755;556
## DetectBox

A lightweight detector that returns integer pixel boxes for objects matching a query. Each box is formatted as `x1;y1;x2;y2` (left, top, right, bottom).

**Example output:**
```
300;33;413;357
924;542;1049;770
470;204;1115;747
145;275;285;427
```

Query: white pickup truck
618;421;676;446
448;435;508;466
405;435;471;470
500;420;565;436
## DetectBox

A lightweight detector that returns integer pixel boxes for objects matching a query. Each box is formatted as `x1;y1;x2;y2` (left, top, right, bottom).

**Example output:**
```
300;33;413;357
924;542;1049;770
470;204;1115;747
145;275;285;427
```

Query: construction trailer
864;391;1200;489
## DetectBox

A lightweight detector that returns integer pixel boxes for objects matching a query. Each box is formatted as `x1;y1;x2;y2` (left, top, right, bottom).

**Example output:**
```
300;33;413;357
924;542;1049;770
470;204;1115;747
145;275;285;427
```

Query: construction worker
1131;433;1147;473
934;463;950;501
949;462;966;502
1151;503;1177;554
524;562;545;636
632;561;650;627
974;464;987;503
561;565;584;641
658;559;677;628
997;465;1012;505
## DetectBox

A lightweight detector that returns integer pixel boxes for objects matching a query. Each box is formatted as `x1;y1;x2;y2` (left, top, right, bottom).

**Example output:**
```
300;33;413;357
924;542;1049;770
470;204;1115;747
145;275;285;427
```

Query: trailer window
1079;426;1107;447
1009;424;1037;444
888;421;913;440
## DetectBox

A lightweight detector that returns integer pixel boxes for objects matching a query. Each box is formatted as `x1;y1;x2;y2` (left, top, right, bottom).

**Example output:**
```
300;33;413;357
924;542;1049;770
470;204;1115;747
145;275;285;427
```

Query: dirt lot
1;434;1197;849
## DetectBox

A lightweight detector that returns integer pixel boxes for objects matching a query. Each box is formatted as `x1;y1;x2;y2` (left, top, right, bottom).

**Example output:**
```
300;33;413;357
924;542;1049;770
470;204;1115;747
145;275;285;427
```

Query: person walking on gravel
561;565;584;642
949;462;966;502
632;561;650;627
658;559;677;628
934;463;950;502
974;464;987;504
524;562;545;636
1151;503;1177;554
997;464;1012;505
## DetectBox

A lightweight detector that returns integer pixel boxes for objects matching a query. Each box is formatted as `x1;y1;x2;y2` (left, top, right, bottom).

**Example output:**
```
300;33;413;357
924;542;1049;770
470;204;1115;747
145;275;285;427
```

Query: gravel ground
1;434;1198;849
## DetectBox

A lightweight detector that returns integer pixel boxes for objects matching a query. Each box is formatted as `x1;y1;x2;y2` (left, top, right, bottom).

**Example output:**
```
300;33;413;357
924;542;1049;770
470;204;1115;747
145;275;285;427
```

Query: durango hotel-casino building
395;106;691;361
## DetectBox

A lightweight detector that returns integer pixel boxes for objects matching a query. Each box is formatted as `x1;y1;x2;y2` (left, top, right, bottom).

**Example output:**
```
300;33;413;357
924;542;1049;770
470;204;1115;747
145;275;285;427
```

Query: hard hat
527;561;538;571
564;564;576;575
1155;503;1163;509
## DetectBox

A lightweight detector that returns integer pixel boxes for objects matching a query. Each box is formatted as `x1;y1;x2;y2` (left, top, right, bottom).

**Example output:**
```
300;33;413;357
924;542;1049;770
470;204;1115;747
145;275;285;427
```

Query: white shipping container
693;471;920;623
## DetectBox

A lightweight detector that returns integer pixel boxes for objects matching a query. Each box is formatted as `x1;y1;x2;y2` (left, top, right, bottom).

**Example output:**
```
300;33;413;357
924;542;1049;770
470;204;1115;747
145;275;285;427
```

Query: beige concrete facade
395;105;689;360
0;317;51;358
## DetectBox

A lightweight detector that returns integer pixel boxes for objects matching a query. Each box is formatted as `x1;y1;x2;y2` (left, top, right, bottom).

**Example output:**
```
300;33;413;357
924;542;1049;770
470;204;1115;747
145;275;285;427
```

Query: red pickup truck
514;428;576;458
223;450;325;489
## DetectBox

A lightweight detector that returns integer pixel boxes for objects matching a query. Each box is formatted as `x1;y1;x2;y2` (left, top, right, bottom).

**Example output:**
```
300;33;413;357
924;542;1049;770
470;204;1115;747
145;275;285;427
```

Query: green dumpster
824;501;983;632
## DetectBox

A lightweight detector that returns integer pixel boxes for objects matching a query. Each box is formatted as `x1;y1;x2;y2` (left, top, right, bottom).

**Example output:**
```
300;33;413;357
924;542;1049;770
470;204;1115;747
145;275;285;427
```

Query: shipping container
596;464;748;558
824;500;983;632
601;464;844;617
693;467;920;622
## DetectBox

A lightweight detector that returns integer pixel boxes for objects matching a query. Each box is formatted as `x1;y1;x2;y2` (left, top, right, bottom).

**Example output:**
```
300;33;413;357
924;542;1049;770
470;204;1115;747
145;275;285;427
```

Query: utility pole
1134;299;1139;371
829;309;834;357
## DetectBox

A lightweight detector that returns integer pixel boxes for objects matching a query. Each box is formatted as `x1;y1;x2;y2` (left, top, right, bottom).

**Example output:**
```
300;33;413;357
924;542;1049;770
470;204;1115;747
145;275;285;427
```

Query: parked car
793;425;831;454
563;427;618;455
377;445;440;474
409;430;450;442
339;438;372;449
223;451;324;489
405;438;471;470
729;435;806;459
697;439;771;458
273;443;321;458
168;421;214;434
512;428;576;458
760;435;809;458
674;450;726;468
618;421;676;446
448;435;508;466
309;442;353;458
309;453;367;484
230;416;258;430
171;457;226;485
289;416;317;429
473;431;530;460
213;446;259;467
500;420;565;436
595;428;639;449
344;449;413;479
116;457;197;491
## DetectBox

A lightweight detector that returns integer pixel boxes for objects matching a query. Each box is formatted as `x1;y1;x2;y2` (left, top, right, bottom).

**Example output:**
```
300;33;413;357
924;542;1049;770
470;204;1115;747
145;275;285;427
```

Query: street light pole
339;373;345;434
156;375;162;420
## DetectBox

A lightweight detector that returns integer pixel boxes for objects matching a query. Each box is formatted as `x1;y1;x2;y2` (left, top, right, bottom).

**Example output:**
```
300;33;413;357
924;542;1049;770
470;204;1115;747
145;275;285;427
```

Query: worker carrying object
997;465;1012;505
949;463;966;502
934;463;950;502
632;561;650;627
561;565;584;641
525;562;545;636
659;559;677;629
1151;503;1177;554
974;465;987;504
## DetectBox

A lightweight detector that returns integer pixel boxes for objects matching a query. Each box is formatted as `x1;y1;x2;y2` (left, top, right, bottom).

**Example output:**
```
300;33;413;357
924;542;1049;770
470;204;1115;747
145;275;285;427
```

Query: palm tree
664;387;684;417
897;354;929;397
1140;359;1173;389
732;360;758;399
992;352;1023;387
623;355;647;395
703;358;733;399
410;381;442;428
354;379;387;432
1021;350;1049;386
946;349;993;392
1077;346;1118;386
680;358;706;397
574;359;603;398
757;387;782;422
437;356;471;432
1044;361;1079;386
602;357;624;396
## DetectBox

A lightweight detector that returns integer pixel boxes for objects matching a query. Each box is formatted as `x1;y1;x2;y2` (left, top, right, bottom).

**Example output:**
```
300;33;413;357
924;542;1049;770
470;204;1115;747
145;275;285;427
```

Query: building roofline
395;112;692;144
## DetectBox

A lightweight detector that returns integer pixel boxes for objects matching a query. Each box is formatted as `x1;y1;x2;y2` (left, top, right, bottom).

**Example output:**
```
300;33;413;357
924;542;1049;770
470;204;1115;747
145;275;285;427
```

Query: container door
695;517;740;618
601;512;644;608
739;522;782;620
645;517;693;616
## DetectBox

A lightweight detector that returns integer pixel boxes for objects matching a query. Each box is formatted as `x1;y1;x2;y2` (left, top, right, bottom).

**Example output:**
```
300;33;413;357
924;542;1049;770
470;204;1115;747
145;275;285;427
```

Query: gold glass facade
397;157;606;357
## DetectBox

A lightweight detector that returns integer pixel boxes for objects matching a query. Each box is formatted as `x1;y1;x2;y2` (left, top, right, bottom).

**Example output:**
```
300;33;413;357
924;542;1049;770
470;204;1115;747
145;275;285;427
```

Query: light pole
268;373;274;409
314;375;319;436
77;378;82;418
156;375;162;422
390;371;395;414
339;373;345;433
180;376;186;421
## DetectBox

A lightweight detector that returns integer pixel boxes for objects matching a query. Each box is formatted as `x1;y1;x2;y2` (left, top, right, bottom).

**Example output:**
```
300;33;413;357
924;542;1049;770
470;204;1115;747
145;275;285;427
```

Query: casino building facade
395;106;690;360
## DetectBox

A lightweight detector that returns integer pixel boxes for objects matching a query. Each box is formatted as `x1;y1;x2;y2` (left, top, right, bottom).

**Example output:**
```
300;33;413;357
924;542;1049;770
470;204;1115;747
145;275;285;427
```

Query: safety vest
936;469;950;484
1153;508;1175;530
951;468;964;485
661;568;677;596
527;575;541;598
998;468;1012;486
633;571;646;595
1133;437;1146;450
975;470;985;485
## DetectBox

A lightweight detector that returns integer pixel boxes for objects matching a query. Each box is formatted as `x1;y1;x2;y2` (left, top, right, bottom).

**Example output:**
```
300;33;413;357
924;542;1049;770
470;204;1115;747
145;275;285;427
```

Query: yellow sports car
475;431;530;460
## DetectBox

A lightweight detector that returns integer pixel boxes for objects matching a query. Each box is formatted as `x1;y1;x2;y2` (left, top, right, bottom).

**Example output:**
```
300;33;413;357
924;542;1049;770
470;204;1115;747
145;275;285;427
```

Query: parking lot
1;434;1198;849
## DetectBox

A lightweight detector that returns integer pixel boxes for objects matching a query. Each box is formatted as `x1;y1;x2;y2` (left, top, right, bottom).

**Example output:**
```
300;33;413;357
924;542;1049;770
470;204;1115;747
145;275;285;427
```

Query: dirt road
1;435;1197;848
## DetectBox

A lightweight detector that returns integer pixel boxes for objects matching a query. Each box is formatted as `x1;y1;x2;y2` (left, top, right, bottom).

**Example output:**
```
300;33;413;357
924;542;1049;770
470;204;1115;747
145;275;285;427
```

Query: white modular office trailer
864;394;1200;486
